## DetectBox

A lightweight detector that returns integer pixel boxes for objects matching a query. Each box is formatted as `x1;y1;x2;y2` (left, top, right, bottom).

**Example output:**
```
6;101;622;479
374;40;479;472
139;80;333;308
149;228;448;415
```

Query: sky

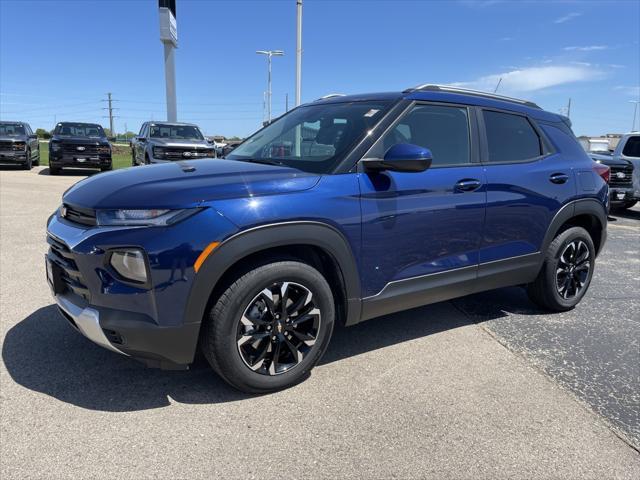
0;0;639;138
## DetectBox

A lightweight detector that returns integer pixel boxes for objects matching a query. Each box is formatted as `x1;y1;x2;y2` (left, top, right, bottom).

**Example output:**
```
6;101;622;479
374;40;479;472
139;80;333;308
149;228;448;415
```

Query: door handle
549;173;569;184
455;179;481;192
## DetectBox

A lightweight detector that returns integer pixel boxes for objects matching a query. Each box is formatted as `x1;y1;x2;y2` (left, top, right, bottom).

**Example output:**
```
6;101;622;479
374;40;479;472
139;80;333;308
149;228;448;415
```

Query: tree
103;128;112;137
35;128;51;139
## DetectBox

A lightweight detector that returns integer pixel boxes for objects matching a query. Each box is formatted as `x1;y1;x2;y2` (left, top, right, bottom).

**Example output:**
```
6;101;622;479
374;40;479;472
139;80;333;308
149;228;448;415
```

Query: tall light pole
159;1;178;122
630;100;640;132
256;50;284;123
295;0;303;107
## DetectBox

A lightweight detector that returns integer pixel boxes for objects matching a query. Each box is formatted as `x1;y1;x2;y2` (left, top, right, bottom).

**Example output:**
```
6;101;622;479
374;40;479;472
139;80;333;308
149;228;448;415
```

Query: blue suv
46;85;608;393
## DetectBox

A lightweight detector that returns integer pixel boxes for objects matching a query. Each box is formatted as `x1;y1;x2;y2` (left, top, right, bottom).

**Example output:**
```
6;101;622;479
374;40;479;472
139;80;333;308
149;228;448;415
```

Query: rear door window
483;110;542;163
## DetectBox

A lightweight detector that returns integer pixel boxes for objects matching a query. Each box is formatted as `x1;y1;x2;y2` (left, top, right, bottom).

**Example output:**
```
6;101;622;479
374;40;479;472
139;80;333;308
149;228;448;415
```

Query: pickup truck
131;122;216;165
590;133;639;211
0;121;40;169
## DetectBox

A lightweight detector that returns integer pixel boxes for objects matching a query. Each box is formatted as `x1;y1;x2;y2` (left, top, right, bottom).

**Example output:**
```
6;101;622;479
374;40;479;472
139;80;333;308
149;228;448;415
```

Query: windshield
622;136;640;158
227;101;392;174
0;124;26;136
55;123;105;137
149;124;204;140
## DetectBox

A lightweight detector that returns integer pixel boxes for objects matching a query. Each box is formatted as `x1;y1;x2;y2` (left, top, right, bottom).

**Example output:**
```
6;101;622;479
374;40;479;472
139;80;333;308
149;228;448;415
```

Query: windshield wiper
238;158;287;167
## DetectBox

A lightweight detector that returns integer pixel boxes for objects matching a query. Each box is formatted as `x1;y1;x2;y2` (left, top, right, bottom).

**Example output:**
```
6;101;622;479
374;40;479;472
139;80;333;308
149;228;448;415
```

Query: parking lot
1;167;639;478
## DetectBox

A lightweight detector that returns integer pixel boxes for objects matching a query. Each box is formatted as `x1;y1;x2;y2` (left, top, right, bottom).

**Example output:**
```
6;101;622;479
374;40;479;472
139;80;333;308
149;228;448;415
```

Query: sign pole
159;1;178;122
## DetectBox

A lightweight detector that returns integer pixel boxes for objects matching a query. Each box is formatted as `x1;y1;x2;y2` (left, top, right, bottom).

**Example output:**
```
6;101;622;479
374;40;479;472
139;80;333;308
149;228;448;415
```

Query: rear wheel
200;260;335;393
527;226;595;311
131;149;137;166
33;148;40;166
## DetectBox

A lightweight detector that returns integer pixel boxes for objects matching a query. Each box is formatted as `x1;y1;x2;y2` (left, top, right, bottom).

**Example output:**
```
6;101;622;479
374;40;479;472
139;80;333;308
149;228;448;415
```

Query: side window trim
359;100;479;169
477;107;555;165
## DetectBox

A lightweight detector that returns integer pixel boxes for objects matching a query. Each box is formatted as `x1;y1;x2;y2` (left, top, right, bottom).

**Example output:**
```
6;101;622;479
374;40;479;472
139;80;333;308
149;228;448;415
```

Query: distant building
577;134;622;152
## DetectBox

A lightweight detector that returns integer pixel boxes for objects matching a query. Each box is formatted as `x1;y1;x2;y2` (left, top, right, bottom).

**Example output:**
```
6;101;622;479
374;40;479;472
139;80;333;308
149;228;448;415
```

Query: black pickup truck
48;122;112;175
0;121;40;169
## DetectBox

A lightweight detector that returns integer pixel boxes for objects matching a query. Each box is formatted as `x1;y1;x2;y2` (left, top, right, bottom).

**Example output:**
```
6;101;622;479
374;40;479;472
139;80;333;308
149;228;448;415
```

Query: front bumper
53;291;199;369
50;153;111;168
609;187;635;204
0;151;28;164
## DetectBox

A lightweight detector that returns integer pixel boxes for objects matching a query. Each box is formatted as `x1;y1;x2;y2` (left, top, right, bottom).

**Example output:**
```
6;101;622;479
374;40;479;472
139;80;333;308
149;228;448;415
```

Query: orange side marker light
194;242;220;273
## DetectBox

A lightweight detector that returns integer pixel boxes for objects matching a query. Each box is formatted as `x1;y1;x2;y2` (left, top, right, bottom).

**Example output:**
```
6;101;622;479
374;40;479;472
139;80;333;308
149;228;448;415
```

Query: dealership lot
1;167;639;478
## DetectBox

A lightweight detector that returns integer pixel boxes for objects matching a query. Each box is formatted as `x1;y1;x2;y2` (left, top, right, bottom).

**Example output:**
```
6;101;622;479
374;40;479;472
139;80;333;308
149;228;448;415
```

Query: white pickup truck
590;133;640;211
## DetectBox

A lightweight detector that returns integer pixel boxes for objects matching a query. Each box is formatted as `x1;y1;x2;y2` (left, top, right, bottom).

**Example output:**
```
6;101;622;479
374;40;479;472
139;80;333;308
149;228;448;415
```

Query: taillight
592;161;610;183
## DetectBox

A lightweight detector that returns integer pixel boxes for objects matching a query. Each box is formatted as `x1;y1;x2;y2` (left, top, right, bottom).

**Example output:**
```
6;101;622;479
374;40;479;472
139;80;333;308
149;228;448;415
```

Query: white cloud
452;65;604;93
554;12;582;24
564;45;608;51
614;86;640;97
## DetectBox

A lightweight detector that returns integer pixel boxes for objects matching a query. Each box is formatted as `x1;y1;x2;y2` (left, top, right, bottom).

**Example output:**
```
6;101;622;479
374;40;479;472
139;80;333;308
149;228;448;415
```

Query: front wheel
527;226;595;311
200;260;335;393
22;150;32;170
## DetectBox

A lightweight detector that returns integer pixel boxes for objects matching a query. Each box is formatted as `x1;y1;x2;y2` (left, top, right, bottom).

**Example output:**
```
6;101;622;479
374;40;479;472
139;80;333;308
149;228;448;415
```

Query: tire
527;226;595;312
100;164;112;172
144;153;150;165
131;150;137;166
22;150;32;170
200;260;335;393
33;149;40;166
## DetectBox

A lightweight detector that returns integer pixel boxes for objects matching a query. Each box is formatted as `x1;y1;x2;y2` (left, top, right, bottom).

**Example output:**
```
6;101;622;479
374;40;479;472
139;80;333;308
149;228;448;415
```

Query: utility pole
102;93;118;136
159;1;178;122
567;98;571;118
256;50;284;123
285;93;289;112
295;0;303;107
630;100;640;132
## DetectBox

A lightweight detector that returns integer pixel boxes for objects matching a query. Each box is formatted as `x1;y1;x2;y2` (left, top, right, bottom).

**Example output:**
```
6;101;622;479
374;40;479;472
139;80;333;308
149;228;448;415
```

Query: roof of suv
311;85;563;123
146;121;199;127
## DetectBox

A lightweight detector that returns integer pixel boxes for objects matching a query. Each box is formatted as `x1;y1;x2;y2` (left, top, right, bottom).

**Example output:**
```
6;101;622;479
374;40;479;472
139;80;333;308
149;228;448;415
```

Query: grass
38;141;132;170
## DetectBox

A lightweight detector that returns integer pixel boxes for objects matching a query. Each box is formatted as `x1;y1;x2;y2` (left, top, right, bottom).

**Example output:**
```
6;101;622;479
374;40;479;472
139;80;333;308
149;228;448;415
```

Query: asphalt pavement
1;166;639;479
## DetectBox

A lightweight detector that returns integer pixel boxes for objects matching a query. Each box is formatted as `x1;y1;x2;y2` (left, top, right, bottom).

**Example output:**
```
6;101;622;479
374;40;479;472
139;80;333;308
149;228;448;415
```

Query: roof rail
403;84;541;109
314;93;346;101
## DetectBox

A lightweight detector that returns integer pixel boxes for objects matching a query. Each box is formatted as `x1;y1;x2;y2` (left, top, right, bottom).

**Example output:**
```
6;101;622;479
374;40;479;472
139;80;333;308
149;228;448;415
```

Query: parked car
48;122;112;175
589;133;640;211
131;122;216;165
46;85;608;393
0;121;40;169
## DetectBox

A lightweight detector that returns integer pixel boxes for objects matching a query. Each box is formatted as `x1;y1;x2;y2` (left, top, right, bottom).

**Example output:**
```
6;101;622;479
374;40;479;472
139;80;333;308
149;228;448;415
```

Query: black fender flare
184;221;362;341
541;198;607;255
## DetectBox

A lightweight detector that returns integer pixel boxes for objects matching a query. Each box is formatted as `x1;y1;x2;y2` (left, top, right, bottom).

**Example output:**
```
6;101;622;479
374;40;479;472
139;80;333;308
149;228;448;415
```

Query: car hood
63;159;321;209
51;135;109;145
148;138;211;147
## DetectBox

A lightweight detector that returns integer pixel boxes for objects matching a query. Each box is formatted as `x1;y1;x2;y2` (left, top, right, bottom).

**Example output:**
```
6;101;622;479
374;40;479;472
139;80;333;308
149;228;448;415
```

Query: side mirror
362;143;432;173
29;134;38;139
137;136;147;143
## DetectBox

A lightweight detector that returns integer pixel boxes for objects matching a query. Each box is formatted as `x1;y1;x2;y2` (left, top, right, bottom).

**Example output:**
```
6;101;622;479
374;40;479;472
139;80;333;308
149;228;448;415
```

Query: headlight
97;145;111;154
51;142;61;151
96;208;200;226
204;148;216;158
109;249;148;284
153;147;166;157
12;142;26;151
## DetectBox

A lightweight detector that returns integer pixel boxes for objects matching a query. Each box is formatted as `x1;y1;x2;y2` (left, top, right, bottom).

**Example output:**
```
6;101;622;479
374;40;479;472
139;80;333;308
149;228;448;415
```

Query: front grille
162;148;214;159
62;144;101;155
0;141;14;151
63;204;97;226
609;164;633;187
47;234;90;300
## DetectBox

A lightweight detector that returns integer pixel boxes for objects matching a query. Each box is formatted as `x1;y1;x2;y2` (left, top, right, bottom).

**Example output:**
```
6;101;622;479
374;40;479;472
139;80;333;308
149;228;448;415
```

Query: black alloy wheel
236;281;321;376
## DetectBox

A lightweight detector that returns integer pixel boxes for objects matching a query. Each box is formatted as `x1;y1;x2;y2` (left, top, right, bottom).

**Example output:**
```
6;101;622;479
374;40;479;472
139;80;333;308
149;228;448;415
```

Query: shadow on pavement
38;167;97;176
609;208;640;221
2;292;525;412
